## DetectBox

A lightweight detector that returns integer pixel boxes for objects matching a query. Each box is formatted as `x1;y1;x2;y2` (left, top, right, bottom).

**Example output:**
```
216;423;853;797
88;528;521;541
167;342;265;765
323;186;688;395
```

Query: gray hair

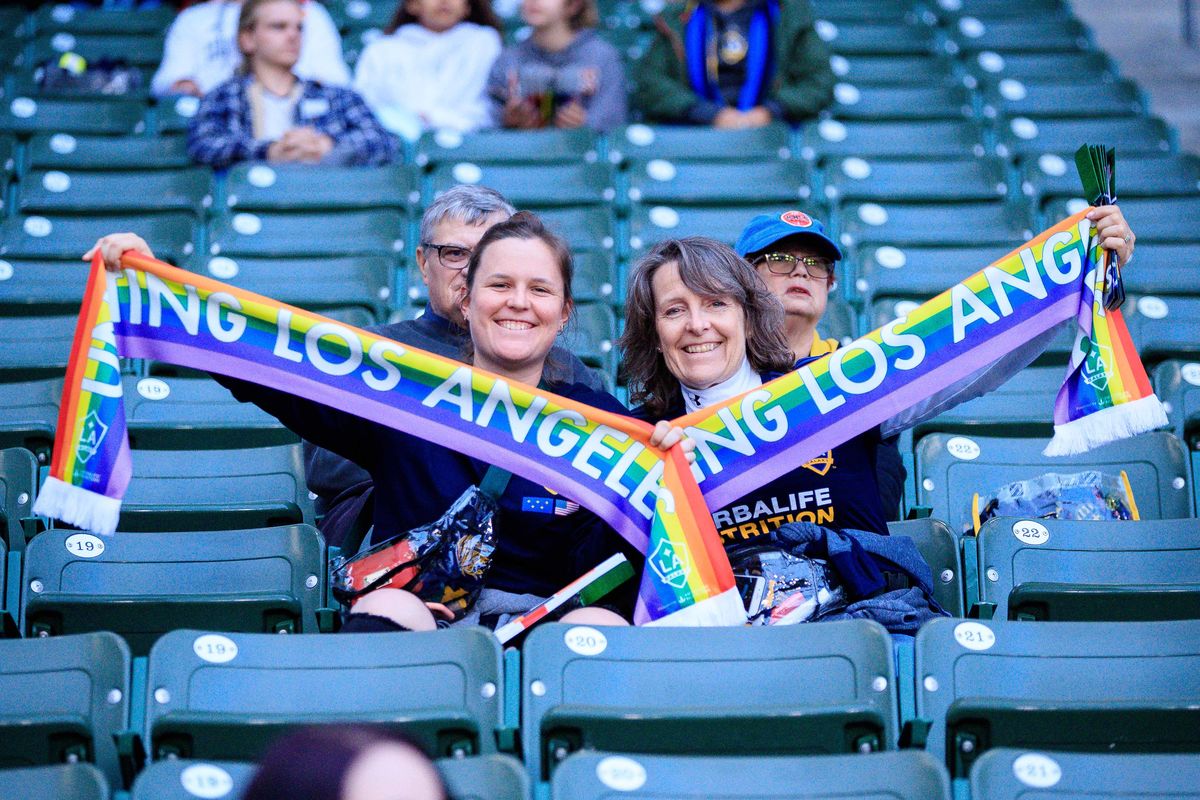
620;237;793;418
419;185;516;245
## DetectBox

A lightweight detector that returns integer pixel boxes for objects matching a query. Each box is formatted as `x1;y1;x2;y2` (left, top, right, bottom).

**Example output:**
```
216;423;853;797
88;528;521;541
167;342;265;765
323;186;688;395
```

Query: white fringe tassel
643;586;747;627
31;476;121;535
1043;394;1170;457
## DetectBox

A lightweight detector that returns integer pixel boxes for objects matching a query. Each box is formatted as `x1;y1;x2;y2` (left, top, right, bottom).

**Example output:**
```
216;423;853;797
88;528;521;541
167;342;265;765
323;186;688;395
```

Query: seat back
914;431;1192;534
915;618;1200;776
1153;360;1200;445
22;525;326;655
970;748;1200;799
0;764;110;800
119;444;313;531
414;128;598;166
521;620;897;780
552;750;950;799
888;518;963;616
0;632;130;786
129;760;254;800
0;213;196;264
145;628;503;761
224;164;416;212
0;447;38;551
975;517;1200;621
0;314;78;381
428;162;614;208
208;210;406;258
608;124;792;164
439;754;529;800
122;376;294;450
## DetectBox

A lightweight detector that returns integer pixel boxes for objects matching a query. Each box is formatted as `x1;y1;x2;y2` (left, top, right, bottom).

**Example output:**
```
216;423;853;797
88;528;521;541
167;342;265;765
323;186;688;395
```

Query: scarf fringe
31;476;121;536
1043;394;1169;457
640;586;747;627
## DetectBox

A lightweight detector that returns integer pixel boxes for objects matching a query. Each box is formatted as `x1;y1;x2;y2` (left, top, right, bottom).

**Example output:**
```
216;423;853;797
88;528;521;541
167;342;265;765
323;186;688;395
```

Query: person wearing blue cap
734;209;906;520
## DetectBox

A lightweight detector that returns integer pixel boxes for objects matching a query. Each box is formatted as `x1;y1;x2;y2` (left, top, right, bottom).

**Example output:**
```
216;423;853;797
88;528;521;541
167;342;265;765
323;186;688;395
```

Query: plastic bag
36;55;143;96
729;544;846;626
975;470;1135;531
329;484;498;620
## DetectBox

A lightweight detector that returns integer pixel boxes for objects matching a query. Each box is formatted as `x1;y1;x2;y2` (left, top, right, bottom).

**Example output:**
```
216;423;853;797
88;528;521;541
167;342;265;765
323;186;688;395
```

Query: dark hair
566;0;600;31
241;725;446;800
462;211;575;381
385;0;502;34
620;237;794;418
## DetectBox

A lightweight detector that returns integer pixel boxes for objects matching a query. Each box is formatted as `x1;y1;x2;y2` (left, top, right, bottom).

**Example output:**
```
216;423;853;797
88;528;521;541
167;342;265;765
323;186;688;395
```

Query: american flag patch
554;499;580;516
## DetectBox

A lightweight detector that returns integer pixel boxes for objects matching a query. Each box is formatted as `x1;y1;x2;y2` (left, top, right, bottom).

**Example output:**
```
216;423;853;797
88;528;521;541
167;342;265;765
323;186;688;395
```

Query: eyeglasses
753;253;835;278
421;242;473;269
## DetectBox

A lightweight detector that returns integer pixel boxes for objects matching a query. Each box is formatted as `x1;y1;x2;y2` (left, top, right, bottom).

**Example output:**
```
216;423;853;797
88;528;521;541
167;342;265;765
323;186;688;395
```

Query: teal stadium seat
25;133;192;171
18;169;212;215
0;314;78;381
1045;196;1200;244
915;618;1200;777
122;376;294;450
854;242;1014;306
607;123;792;164
624;159;812;207
888;518;964;616
823;157;1007;203
28;4;172;35
1152;360;1200;445
153;95;204;136
932;0;1070;18
191;254;392;320
570;251;619;306
914;431;1192;534
800;119;987;160
628;203;816;253
945;16;1091;53
118;444;314;531
837;201;1029;250
439;755;529;800
814;20;938;56
559;304;616;372
520;620;898;780
22;525;327;655
427;162;615;208
128;754;528;800
0;632;130;786
970;748;1200;799
24;33;164;69
414;128;599;167
0;258;92;314
0;96;145;136
0;213;196;264
144;627;503;760
827;53;958;86
980;77;1145;119
962;49;1116;83
831;84;974;121
0;381;59;465
330;0;395;31
0;764;110;800
553;750;950;800
0;447;37;551
1021;153;1200;210
1123;294;1200;364
208;210;406;258
130;760;253;800
996;115;1173;158
909;366;1062;439
973;516;1200;621
535;205;615;253
224;163;417;213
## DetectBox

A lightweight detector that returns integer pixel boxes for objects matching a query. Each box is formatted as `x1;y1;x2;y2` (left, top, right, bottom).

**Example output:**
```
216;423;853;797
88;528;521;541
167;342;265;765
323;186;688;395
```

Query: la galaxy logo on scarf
76;411;109;462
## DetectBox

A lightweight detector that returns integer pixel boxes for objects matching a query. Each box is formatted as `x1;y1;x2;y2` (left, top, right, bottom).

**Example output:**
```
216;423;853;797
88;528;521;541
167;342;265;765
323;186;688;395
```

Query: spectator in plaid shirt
188;0;395;169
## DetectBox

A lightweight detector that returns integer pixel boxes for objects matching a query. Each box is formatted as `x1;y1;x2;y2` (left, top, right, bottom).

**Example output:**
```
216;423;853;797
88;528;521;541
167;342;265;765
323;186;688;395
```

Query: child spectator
633;0;834;127
352;0;503;140
486;0;627;131
152;0;350;97
187;0;395;169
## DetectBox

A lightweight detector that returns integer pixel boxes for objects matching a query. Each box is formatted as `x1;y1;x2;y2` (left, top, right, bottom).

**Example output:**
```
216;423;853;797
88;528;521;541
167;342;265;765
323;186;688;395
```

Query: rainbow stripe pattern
35;209;1165;625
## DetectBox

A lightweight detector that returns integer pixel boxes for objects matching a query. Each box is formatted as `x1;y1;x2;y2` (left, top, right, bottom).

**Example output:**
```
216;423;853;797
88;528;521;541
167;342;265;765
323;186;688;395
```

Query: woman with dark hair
352;0;503;139
86;215;643;631
622;237;893;540
242;725;446;800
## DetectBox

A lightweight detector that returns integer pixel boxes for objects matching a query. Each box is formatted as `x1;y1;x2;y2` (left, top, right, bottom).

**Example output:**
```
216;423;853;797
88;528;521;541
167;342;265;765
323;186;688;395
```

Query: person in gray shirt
305;185;603;547
488;0;628;131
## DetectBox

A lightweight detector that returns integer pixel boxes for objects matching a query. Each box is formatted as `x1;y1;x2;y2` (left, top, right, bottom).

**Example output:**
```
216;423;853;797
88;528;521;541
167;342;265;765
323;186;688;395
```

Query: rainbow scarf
34;209;1165;625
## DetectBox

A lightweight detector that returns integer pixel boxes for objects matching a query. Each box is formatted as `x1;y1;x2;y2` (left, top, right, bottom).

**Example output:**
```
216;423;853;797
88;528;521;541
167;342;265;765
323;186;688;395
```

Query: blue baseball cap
735;210;843;261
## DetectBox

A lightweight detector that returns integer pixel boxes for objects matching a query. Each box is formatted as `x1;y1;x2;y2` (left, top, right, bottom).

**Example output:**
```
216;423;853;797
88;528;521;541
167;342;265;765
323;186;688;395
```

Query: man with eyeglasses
306;184;602;547
735;210;909;521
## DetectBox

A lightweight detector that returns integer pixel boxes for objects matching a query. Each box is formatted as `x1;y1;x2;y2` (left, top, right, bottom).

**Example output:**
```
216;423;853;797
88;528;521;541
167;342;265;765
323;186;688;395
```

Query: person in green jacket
632;0;834;127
